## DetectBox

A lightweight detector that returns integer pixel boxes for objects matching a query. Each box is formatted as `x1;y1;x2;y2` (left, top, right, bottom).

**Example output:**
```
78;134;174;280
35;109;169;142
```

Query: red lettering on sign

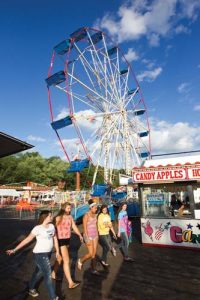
170;226;182;243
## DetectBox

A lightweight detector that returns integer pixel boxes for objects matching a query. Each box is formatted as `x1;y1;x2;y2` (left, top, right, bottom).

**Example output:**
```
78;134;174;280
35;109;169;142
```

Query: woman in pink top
77;199;99;274
52;202;83;289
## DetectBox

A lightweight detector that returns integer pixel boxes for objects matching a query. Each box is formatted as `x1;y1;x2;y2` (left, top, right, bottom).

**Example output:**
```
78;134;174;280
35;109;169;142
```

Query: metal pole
76;172;80;191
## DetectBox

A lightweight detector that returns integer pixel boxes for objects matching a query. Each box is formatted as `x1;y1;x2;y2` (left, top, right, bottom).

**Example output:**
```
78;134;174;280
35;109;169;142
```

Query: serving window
140;182;200;218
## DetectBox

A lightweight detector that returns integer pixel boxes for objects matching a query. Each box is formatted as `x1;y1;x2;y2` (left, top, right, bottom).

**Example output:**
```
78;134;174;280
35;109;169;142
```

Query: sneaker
28;289;39;297
124;257;135;262
91;269;100;275
101;260;109;267
111;247;117;257
54;297;60;300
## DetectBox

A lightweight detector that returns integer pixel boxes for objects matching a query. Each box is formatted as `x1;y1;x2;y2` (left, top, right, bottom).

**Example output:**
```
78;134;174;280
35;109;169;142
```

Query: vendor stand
132;155;200;249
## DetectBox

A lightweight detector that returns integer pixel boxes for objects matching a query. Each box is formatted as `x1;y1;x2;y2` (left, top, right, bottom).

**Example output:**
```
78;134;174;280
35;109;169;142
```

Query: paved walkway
0;219;200;300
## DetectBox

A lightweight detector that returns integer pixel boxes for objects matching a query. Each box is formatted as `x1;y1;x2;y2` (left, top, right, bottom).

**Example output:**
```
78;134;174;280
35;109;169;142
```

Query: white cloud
180;0;200;19
124;48;139;62
137;67;162;82
56;138;85;160
97;0;200;45
150;118;200;153
142;58;156;69
194;104;200;111
175;24;190;34
148;33;160;46
54;107;102;131
27;135;46;142
165;44;173;56
177;82;190;93
55;108;69;120
75;109;102;131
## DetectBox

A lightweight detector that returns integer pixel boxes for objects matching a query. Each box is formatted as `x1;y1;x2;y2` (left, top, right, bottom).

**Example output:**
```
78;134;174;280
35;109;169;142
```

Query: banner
141;218;200;249
133;165;200;183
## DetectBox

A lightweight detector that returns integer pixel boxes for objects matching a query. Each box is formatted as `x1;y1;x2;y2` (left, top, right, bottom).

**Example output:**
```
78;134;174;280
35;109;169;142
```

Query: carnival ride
46;27;151;218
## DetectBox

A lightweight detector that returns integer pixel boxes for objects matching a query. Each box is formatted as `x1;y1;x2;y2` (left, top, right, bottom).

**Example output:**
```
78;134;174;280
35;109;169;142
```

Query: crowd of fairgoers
6;200;134;300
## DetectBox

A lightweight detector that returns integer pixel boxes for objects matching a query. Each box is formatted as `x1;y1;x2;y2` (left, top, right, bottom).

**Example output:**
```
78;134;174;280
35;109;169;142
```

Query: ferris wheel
46;27;151;185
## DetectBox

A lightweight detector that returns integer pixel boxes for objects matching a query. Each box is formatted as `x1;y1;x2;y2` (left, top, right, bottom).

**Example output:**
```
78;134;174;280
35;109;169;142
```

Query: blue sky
0;0;200;161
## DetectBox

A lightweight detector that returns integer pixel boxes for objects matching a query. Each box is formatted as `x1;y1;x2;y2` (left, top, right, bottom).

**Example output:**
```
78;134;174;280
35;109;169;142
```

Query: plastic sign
133;165;200;183
141;218;200;249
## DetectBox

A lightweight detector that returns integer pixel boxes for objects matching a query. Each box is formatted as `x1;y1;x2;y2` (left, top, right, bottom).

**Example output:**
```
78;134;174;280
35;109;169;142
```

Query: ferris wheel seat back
54;39;72;55
45;71;65;87
128;88;139;95
111;191;127;200
107;47;117;56
67;158;90;173
89;32;103;45
138;131;149;138
70;27;87;42
51;116;72;131
134;109;146;116
120;69;128;75
140;151;150;158
71;204;89;220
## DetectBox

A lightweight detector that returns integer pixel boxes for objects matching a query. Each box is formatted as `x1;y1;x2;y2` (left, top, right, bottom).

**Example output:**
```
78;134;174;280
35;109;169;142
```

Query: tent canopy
0;189;21;197
0;132;34;158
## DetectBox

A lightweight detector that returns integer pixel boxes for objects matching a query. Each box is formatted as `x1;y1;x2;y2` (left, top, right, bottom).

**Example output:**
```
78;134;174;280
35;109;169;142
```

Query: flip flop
69;282;80;289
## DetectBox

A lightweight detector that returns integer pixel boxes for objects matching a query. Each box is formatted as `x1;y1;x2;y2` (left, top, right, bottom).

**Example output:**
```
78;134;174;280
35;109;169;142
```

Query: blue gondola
91;184;108;196
138;131;149;137
67;158;90;173
45;71;65;87
134;109;145;116
54;39;71;55
107;47;117;56
128;88;139;95
51;116;72;131
89;32;103;44
111;191;127;200
70;27;87;42
140;151;150;158
120;69;128;75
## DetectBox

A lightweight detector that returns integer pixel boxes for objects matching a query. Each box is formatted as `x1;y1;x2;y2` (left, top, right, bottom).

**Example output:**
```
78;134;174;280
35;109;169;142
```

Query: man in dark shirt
170;194;182;216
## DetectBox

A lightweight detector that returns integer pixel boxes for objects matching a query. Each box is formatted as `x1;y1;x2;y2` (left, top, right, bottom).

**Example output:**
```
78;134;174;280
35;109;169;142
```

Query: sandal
69;282;80;289
77;258;83;270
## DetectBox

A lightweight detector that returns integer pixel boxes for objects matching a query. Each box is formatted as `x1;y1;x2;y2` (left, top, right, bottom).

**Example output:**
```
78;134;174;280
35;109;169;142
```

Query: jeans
118;232;129;257
29;252;56;300
99;234;112;263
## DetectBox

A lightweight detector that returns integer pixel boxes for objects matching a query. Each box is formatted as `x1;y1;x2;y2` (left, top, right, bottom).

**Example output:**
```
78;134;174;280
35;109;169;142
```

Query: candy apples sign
133;168;185;182
133;166;200;183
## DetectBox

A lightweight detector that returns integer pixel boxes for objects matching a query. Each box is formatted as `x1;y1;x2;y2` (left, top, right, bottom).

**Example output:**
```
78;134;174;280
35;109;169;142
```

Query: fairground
1;218;200;300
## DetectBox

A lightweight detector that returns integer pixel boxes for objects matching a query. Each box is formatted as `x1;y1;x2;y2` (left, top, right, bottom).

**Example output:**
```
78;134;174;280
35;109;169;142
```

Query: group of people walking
6;200;133;300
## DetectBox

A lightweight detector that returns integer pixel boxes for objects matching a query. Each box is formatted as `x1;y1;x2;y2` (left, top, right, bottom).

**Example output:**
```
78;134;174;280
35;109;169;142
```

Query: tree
0;152;120;190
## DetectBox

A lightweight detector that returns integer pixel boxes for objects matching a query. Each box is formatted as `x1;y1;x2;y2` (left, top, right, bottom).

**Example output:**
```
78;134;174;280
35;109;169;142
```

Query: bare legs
78;237;98;270
52;245;78;288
